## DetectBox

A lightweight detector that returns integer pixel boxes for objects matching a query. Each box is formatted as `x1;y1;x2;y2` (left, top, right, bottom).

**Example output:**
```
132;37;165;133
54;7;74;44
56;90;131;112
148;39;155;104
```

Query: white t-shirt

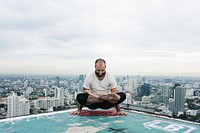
83;71;117;95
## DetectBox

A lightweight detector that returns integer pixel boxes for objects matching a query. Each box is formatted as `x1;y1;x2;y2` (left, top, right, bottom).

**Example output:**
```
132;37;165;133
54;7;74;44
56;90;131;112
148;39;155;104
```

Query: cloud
0;0;200;75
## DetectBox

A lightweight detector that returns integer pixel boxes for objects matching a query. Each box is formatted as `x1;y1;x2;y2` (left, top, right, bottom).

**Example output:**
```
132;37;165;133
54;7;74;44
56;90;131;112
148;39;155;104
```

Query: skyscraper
174;86;186;116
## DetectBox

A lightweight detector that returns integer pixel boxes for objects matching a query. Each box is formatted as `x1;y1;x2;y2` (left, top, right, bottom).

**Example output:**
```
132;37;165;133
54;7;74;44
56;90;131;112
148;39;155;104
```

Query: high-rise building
33;97;59;109
157;85;171;104
174;86;186;116
56;76;60;87
79;75;85;82
7;92;30;118
54;87;64;106
138;83;150;97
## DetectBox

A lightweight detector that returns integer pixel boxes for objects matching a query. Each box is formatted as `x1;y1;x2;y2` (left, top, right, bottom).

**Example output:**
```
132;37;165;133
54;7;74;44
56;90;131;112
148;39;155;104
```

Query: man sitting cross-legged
71;58;127;116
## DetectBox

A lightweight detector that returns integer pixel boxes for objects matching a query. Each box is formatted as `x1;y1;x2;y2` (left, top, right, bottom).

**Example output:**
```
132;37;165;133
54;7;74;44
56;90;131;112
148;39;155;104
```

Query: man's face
95;62;106;78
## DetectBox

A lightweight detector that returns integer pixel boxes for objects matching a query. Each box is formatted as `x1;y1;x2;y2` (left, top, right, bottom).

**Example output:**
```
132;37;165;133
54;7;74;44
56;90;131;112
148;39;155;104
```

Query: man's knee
118;92;126;102
76;93;88;105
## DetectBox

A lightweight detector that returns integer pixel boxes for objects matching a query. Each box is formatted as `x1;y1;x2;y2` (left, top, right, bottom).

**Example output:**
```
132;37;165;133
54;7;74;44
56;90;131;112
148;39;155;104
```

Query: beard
95;71;106;78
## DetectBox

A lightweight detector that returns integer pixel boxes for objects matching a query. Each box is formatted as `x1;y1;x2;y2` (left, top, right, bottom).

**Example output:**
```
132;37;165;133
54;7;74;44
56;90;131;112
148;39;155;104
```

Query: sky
0;0;200;76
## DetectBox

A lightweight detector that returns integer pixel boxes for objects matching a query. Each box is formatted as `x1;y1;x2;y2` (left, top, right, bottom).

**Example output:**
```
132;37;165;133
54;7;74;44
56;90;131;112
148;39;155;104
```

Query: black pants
76;92;126;109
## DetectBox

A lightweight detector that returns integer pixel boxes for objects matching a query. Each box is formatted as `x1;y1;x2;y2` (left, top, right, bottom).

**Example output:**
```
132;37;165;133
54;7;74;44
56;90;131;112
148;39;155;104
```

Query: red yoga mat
80;110;117;116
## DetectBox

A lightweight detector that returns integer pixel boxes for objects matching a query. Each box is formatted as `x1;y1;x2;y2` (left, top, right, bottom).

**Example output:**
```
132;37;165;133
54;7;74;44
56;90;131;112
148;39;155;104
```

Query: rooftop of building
0;108;200;133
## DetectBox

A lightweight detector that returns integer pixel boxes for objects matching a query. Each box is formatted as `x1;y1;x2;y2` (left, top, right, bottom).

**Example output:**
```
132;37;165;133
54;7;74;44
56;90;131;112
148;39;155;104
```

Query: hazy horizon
1;72;200;78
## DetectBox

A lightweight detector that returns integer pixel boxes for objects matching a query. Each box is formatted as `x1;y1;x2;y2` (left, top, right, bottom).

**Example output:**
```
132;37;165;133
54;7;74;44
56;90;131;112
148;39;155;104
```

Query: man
71;58;127;115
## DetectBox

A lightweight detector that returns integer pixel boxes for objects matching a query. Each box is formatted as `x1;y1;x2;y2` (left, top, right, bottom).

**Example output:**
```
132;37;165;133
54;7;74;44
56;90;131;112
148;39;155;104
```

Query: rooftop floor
0;109;200;133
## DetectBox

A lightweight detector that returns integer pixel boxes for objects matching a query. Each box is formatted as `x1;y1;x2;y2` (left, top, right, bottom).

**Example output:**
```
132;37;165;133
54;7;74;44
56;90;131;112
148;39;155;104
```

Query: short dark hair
95;58;106;65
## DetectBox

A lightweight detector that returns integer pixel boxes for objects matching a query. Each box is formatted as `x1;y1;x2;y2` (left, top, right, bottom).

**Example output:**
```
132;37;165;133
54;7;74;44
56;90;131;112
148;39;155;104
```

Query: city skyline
0;0;200;76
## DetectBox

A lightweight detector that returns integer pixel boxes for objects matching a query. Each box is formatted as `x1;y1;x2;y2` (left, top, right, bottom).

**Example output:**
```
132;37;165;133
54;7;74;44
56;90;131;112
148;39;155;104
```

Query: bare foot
70;110;81;115
116;111;127;116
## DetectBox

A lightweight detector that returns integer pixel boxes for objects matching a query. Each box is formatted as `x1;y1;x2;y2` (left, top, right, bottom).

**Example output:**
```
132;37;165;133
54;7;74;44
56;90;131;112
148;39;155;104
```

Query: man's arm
111;88;127;116
83;88;103;105
98;88;120;104
83;88;99;98
115;104;127;115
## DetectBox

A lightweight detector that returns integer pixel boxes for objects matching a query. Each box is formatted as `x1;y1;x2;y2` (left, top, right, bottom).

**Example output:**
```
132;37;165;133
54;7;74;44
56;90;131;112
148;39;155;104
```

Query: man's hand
70;110;81;115
116;111;127;116
111;88;118;93
84;89;99;98
115;104;127;116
